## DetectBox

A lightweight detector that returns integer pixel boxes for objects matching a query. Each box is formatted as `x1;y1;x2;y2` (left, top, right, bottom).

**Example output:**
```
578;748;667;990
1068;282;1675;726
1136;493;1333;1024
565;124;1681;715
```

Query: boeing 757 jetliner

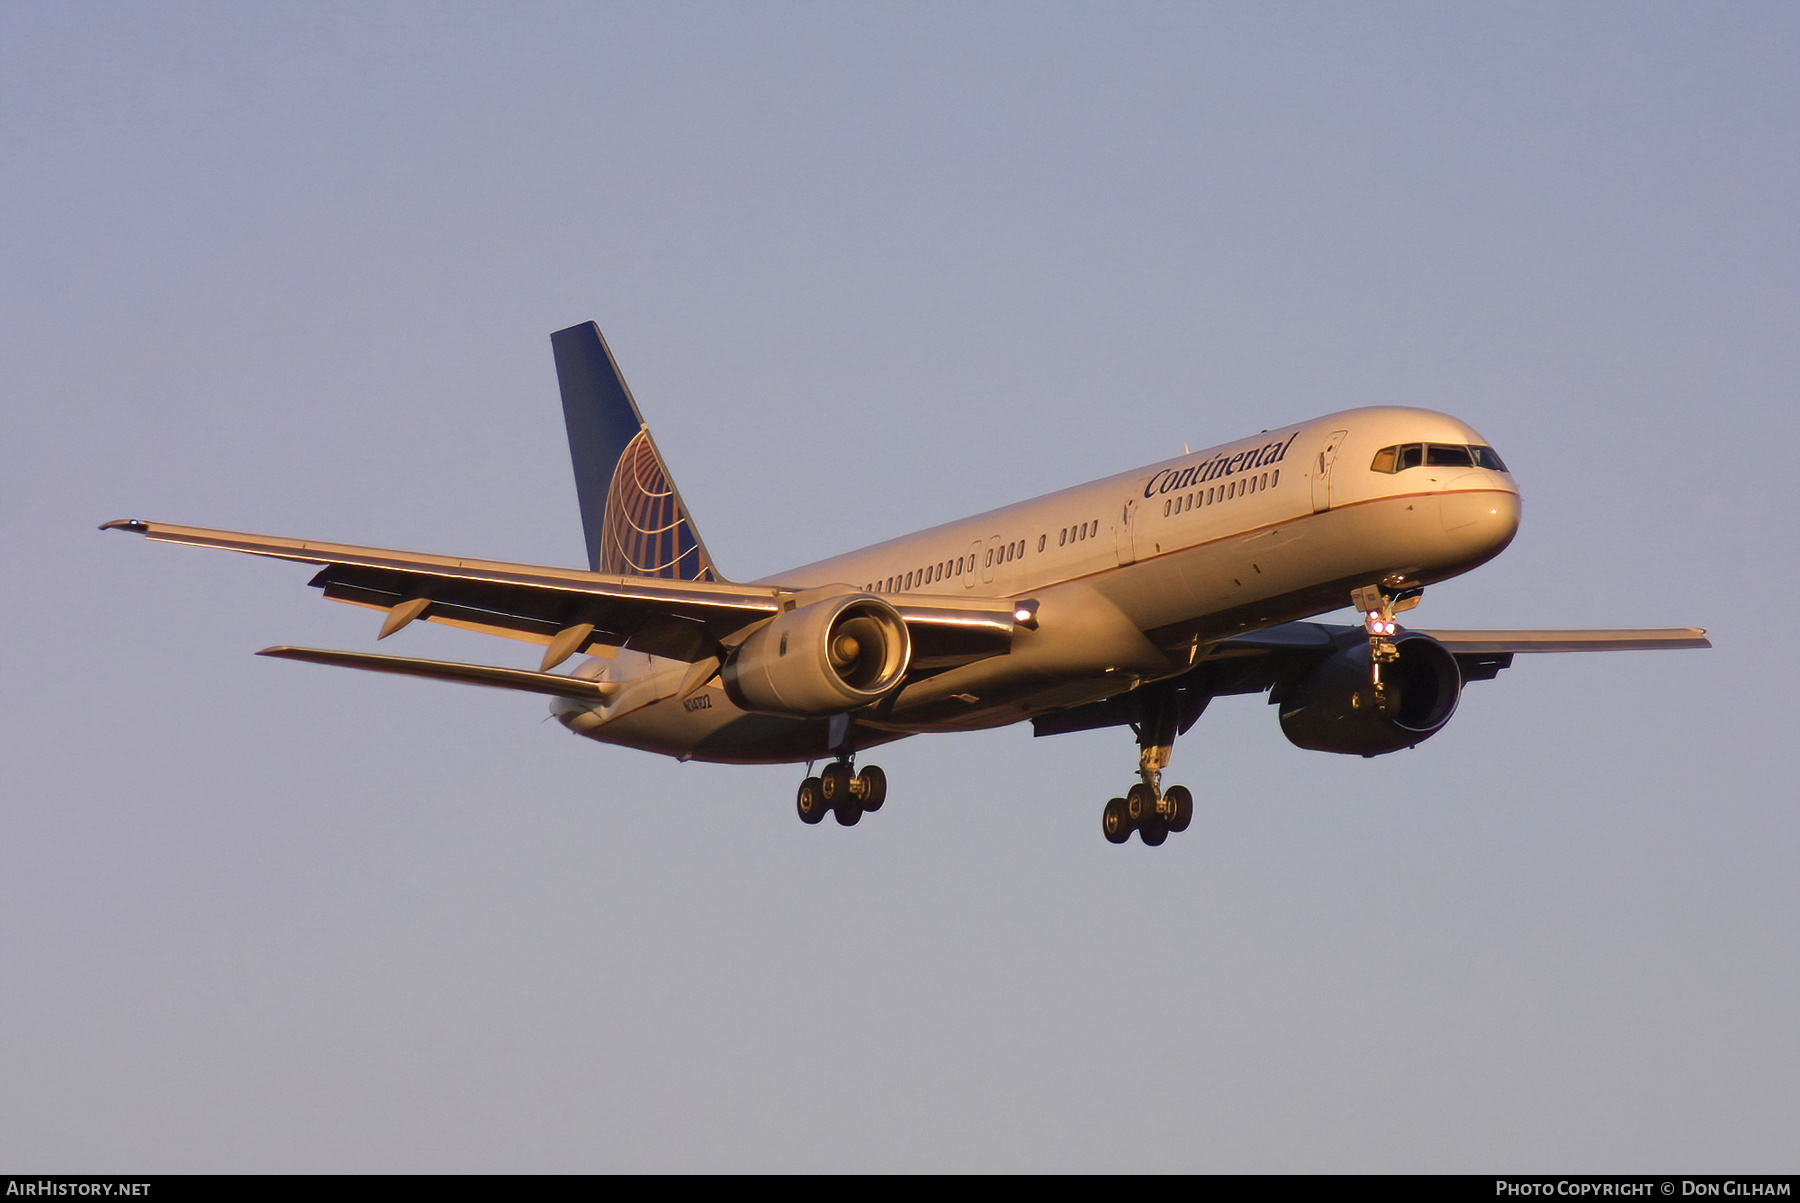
104;322;1709;844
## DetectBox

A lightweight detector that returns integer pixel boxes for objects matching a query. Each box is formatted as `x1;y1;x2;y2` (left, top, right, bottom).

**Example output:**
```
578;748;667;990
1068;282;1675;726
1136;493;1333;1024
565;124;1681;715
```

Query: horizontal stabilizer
257;646;619;702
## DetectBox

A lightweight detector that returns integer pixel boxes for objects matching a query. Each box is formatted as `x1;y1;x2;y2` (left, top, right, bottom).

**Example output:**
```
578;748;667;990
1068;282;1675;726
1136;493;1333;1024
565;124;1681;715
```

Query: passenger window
1271;470;1279;487
1426;444;1474;468
1038;535;1046;551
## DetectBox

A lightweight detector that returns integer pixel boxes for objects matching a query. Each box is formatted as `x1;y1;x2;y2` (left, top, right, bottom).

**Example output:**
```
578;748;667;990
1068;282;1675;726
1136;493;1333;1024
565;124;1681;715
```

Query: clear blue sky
3;1;1794;1171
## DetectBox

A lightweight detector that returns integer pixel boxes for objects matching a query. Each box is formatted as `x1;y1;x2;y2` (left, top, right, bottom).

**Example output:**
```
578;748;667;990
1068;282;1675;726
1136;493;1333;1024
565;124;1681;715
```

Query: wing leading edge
1411;628;1711;653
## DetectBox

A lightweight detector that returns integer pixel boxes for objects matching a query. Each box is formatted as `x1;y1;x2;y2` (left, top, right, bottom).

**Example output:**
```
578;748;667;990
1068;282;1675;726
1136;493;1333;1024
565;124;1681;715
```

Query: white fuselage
553;406;1522;763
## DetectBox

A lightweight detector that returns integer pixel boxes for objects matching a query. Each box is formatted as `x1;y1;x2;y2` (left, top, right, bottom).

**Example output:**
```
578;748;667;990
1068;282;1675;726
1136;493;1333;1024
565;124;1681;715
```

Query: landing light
1013;600;1041;630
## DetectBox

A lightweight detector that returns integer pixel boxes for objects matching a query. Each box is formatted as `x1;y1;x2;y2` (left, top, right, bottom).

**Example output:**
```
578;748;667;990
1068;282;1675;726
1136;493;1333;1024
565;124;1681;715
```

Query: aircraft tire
1139;818;1169;847
797;777;827;824
820;762;853;803
1165;785;1194;833
856;765;886;812
1102;797;1132;844
1126;782;1157;824
833;798;863;826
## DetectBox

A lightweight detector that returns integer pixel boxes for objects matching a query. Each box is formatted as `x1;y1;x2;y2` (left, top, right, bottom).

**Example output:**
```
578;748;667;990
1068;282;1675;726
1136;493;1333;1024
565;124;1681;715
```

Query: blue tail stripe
550;322;718;581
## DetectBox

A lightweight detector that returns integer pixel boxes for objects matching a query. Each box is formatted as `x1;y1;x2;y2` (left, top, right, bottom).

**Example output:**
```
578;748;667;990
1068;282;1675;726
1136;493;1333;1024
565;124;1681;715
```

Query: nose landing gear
1352;582;1424;710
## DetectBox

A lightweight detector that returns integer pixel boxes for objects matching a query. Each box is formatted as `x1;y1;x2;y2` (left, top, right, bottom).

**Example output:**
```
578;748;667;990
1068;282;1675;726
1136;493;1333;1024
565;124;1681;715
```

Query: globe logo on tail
601;430;716;581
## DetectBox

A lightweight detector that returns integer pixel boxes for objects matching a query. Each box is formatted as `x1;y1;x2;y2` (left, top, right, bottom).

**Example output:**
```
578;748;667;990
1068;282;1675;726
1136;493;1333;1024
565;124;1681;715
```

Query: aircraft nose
1439;482;1521;558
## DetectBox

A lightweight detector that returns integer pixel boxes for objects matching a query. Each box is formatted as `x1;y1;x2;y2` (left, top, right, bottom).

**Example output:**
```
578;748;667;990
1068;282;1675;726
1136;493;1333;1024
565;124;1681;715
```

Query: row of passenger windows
1162;469;1278;518
1370;443;1509;474
863;519;1099;593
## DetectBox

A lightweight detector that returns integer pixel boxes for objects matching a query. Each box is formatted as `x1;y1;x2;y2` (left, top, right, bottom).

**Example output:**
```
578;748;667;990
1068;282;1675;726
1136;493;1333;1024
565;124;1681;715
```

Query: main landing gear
1101;680;1201;846
796;759;887;827
1101;747;1195;846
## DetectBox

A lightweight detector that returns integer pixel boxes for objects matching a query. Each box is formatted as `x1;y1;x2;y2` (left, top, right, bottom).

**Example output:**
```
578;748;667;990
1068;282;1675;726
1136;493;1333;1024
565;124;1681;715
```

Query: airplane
103;321;1710;845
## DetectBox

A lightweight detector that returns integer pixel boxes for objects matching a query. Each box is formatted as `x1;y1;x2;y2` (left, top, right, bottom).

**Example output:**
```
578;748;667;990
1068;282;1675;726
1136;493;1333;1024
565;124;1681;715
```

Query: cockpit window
1370;442;1510;474
1471;445;1508;472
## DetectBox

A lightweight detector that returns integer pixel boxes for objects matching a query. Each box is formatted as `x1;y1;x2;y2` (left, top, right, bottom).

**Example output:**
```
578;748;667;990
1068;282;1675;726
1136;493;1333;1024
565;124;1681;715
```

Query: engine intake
1278;632;1462;756
721;595;911;716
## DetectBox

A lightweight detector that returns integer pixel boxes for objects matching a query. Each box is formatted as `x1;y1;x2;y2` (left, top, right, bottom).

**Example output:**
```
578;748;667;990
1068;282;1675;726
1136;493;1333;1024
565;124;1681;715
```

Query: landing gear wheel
796;777;827;824
1164;785;1193;834
820;762;854;803
1126;782;1157;824
1138;818;1169;846
833;797;864;826
855;765;886;812
1102;797;1133;844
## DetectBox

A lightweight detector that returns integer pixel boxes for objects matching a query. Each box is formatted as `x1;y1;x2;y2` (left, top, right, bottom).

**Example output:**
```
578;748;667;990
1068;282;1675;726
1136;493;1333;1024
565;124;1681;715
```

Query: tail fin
550;322;721;582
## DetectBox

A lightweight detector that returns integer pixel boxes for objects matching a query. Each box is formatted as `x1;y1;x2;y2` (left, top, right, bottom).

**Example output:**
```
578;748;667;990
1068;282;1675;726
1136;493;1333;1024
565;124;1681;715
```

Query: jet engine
1277;633;1462;756
721;594;911;716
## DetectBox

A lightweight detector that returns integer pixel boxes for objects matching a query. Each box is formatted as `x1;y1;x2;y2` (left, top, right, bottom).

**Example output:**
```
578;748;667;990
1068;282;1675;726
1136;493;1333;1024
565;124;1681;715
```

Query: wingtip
100;518;150;533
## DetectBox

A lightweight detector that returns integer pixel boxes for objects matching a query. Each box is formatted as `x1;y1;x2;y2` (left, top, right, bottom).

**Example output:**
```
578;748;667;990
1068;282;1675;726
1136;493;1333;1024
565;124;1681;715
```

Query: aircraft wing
1409;628;1712;653
1032;621;1710;738
101;519;1019;665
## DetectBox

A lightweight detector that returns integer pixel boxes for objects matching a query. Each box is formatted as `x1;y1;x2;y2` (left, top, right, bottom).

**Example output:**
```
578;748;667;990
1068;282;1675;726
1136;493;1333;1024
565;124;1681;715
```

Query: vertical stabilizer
550;322;721;582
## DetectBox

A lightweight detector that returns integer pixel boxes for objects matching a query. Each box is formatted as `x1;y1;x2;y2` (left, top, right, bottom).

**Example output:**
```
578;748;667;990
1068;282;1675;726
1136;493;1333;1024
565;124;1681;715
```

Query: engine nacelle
721;594;911;716
1278;633;1462;756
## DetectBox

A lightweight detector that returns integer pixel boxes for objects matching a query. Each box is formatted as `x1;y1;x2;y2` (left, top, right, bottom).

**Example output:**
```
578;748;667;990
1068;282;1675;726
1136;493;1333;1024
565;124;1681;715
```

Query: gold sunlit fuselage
554;407;1522;762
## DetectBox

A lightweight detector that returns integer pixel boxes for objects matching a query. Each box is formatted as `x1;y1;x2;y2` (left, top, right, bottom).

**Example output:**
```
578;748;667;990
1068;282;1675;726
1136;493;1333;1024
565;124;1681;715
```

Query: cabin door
1117;497;1139;565
1311;429;1350;513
